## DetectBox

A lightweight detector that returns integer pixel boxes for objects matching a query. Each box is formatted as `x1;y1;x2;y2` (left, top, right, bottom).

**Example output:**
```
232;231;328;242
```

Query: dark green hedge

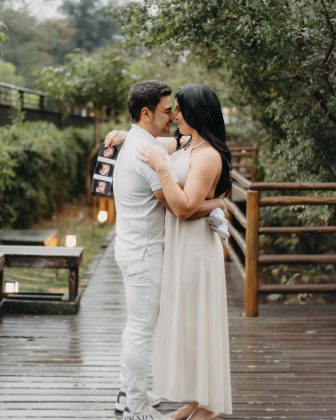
0;121;95;228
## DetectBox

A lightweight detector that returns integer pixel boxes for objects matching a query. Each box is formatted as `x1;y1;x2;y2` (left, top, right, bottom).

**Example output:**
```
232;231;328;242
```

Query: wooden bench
0;246;84;315
0;229;59;246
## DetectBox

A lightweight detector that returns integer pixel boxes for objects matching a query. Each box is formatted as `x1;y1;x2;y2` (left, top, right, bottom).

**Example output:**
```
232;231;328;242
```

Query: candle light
4;281;19;293
65;234;77;247
97;210;108;224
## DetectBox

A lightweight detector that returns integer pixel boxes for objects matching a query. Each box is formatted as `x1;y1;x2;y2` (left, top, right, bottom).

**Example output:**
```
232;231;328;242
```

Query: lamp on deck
65;234;77;248
97;210;108;225
4;281;19;293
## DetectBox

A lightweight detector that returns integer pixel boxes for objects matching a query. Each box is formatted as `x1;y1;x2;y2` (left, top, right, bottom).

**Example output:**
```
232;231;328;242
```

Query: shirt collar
130;124;160;144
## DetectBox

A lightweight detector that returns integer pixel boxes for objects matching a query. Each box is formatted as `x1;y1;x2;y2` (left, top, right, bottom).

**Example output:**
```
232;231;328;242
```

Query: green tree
116;0;336;264
39;45;129;119
0;60;24;85
0;8;56;86
127;50;231;106
60;0;121;52
39;45;130;201
0;20;8;44
116;0;336;188
42;18;78;65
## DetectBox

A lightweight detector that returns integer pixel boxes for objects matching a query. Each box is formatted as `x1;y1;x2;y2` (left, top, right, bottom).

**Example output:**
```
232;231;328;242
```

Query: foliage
0;0;121;87
262;263;336;304
116;0;336;166
39;45;129;119
0;60;24;85
115;0;336;277
0;7;57;87
0;20;8;44
60;0;121;52
125;50;232;105
116;0;336;227
0;121;95;228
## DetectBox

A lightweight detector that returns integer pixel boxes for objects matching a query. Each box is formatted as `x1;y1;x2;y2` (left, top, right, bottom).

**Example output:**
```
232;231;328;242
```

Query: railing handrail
0;81;93;126
230;169;252;189
0;81;46;96
251;181;336;191
226;169;336;318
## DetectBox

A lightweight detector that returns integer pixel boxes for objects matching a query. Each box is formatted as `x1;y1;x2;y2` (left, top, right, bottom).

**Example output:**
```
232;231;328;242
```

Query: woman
138;84;232;419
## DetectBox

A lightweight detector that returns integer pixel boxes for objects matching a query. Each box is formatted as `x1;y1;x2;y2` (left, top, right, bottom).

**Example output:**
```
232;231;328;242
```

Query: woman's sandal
167;401;199;420
186;407;221;420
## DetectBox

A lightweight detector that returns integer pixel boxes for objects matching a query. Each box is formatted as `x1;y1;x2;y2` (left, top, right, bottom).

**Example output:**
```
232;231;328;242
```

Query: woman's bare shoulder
194;144;221;162
190;145;221;174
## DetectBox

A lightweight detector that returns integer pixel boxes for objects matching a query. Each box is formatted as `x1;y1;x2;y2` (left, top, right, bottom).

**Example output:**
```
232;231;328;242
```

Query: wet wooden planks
0;234;335;419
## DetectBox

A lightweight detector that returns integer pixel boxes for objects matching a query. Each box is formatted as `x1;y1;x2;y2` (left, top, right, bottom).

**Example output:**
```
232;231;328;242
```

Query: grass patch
3;201;112;293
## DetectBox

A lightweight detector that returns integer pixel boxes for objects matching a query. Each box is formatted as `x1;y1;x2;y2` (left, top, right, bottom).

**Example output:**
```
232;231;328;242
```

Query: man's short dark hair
127;80;172;122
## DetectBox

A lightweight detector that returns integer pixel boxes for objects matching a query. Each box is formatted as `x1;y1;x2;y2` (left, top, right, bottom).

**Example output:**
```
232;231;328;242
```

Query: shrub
0;121;95;227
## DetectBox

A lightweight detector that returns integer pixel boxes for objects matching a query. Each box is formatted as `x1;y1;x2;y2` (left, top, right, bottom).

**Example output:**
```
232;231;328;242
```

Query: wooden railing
225;170;336;317
0;82;93;128
227;142;258;181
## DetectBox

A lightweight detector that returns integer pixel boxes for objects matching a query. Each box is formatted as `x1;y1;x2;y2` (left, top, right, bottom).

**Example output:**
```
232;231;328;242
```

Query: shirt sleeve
136;153;178;192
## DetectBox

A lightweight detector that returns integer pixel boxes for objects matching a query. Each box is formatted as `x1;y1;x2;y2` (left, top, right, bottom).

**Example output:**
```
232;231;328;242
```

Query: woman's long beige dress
152;146;232;414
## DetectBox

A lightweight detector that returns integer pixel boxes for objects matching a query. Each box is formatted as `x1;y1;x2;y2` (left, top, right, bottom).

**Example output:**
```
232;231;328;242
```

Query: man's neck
135;121;157;138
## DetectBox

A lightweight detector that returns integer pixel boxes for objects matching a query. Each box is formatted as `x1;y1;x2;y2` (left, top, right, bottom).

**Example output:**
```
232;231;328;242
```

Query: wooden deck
0;233;335;419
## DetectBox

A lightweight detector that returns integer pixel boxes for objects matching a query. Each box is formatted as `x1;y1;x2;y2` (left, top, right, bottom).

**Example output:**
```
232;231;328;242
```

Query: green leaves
117;0;336;180
0;121;95;228
0;21;8;44
39;45;129;119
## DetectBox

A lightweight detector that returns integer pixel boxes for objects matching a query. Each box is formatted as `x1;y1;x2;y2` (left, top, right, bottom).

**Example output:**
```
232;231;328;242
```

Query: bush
0;121;95;227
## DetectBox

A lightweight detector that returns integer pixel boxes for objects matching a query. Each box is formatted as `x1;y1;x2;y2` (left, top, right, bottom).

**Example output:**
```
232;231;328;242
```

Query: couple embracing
106;80;232;420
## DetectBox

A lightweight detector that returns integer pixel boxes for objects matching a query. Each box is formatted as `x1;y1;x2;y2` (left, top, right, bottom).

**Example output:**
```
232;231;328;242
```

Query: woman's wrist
156;161;170;177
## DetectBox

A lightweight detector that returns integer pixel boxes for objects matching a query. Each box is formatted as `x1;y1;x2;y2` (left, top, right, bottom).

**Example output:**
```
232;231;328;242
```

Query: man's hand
216;195;229;218
186;195;228;220
104;130;128;147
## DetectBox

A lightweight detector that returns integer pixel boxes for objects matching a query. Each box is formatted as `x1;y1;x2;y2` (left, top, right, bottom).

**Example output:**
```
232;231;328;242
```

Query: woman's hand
137;144;167;172
104;129;128;147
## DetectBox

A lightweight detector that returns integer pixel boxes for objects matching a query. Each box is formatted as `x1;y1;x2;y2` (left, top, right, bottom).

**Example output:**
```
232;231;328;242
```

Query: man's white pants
116;250;163;414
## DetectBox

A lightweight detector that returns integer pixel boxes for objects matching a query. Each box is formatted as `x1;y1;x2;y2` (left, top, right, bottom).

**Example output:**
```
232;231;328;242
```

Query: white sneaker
115;390;161;412
207;208;230;244
207;207;226;226
122;405;170;420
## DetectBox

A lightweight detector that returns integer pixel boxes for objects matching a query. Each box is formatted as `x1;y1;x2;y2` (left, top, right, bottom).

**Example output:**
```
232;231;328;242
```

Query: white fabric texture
207;208;230;246
152;147;232;414
116;250;163;414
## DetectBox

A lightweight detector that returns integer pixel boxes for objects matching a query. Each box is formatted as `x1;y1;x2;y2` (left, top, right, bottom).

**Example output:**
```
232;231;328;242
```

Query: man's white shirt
113;124;177;260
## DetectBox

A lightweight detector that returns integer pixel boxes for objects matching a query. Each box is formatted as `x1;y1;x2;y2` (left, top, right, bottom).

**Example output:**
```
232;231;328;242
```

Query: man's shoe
115;391;127;412
122;406;170;420
115;390;161;413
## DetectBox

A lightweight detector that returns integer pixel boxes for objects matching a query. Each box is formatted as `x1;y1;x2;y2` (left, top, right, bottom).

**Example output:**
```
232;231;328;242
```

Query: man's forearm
187;198;222;220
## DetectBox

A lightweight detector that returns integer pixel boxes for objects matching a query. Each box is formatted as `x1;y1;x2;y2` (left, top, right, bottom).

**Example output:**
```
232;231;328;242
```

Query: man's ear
140;107;152;121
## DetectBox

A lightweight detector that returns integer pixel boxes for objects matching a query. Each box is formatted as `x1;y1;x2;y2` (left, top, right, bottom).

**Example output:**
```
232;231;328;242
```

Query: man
107;80;226;420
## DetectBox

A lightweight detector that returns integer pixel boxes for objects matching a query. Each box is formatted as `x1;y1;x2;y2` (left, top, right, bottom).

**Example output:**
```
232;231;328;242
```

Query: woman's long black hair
175;84;232;196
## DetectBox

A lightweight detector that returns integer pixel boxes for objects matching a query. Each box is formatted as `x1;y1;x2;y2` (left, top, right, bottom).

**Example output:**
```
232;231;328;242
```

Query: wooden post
107;198;116;224
68;266;79;301
251;144;258;182
245;190;260;317
224;208;232;261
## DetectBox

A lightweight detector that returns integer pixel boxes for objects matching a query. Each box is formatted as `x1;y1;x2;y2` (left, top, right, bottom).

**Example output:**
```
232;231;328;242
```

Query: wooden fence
0;82;93;128
225;170;336;317
228;142;258;181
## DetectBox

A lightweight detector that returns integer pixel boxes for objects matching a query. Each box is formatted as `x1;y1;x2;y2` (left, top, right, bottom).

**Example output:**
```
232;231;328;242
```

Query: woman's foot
188;407;221;420
167;401;199;420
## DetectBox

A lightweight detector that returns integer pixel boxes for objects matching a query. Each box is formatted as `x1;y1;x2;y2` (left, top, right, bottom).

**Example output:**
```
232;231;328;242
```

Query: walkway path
0;232;335;419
